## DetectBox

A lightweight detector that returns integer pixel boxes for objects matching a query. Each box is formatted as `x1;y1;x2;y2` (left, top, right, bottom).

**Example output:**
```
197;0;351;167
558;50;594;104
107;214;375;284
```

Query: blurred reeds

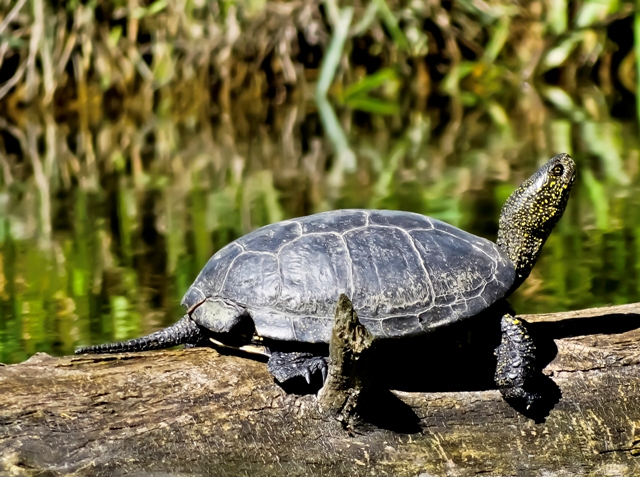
1;0;640;362
0;0;636;208
2;85;640;363
0;0;636;119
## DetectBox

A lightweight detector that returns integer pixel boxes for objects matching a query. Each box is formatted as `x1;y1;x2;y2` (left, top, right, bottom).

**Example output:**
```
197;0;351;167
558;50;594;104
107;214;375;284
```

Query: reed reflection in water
1;87;639;364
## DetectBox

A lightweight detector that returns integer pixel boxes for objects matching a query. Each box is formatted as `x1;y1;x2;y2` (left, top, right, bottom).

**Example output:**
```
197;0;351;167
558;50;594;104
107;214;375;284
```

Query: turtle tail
75;315;203;354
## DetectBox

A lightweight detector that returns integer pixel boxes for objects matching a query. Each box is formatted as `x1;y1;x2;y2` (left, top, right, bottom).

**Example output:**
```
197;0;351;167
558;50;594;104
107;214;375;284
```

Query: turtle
77;153;576;406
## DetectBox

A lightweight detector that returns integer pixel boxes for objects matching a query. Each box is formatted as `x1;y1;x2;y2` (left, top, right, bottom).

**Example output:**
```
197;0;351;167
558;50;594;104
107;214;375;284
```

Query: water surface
1;88;639;364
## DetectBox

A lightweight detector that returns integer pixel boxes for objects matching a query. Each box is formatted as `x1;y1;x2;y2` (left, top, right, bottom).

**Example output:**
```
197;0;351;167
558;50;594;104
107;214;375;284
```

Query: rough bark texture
318;294;375;423
2;303;640;476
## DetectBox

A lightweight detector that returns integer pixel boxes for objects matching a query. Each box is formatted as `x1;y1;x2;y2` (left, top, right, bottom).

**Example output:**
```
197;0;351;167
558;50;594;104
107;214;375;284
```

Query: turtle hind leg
267;351;328;387
494;314;540;408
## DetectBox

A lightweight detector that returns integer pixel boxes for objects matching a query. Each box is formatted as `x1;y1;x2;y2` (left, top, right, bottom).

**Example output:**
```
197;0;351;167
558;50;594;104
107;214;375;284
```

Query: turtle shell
181;209;515;343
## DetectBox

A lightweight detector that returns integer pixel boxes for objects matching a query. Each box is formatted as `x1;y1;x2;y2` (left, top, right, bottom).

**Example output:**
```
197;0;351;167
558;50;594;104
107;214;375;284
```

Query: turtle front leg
494;314;540;408
267;351;328;385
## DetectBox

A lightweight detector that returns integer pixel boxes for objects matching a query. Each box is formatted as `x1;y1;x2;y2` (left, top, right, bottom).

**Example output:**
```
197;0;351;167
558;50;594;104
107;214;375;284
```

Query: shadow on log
3;303;640;476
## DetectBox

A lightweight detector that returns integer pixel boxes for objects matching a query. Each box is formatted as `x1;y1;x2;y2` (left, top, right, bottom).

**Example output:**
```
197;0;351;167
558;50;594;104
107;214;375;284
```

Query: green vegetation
1;92;639;363
0;0;636;120
1;0;640;363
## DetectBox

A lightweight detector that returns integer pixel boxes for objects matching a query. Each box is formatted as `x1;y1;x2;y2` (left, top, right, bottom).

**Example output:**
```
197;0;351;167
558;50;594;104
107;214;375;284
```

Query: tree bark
2;303;640;476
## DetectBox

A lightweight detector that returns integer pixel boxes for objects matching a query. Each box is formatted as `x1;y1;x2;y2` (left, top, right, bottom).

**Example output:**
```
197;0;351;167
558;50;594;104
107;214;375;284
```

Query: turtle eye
550;164;564;177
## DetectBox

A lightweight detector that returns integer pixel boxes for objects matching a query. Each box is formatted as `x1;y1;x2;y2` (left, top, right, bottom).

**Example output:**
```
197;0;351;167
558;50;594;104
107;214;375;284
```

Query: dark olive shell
181;209;515;343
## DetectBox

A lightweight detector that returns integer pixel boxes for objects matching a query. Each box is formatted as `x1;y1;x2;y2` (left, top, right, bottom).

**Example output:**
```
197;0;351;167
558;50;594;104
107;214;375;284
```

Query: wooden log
317;294;376;427
2;303;640;476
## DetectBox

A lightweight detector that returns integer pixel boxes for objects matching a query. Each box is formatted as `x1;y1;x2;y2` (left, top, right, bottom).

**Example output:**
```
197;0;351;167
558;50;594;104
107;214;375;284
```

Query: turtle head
497;153;576;291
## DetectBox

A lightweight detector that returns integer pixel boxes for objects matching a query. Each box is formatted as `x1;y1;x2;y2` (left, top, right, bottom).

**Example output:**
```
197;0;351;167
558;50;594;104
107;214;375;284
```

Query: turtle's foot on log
267;351;328;385
494;314;540;408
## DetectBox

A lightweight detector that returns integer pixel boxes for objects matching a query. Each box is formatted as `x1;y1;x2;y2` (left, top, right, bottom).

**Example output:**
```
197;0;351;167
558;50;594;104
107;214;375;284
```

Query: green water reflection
1;90;640;364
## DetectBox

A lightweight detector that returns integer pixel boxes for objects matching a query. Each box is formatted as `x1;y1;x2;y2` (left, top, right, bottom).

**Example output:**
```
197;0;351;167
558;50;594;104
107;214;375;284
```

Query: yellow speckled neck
497;153;576;292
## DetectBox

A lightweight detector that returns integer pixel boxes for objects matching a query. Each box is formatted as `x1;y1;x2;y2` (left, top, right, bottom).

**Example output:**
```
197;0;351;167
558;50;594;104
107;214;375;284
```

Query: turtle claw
267;351;328;385
495;315;540;408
